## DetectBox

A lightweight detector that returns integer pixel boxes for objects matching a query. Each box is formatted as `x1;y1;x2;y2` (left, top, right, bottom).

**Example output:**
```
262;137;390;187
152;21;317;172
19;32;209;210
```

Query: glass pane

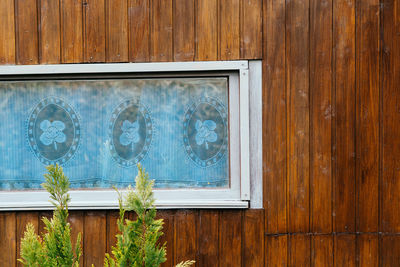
0;77;229;190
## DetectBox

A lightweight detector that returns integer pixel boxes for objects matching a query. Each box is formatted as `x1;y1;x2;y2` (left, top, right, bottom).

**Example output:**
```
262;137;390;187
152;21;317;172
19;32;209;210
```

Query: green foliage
105;164;194;267
19;164;82;267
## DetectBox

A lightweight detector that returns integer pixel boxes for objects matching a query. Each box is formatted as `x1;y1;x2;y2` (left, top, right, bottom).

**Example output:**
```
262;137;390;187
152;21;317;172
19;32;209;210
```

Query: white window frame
0;60;262;210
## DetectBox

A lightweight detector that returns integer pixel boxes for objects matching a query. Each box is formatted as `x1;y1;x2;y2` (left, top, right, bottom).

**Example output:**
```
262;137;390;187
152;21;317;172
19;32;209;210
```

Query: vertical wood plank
106;0;128;62
174;210;197;265
84;212;106;267
15;0;39;65
312;235;333;267
197;210;219;267
128;0;150;62
16;212;39;267
265;235;288;267
240;0;262;59
38;211;52;235
219;210;242;266
243;209;264;267
310;0;333;233
69;211;84;267
158;210;174;267
357;234;378;267
334;235;356;267
106;211;120;254
289;234;311;267
173;0;195;61
381;0;400;233
0;213;16;267
219;0;240;60
60;0;83;63
39;0;61;64
150;0;173;62
83;0;106;62
195;0;218;61
263;0;287;234
380;235;400;266
355;0;380;233
333;0;356;233
0;0;15;64
286;0;310;233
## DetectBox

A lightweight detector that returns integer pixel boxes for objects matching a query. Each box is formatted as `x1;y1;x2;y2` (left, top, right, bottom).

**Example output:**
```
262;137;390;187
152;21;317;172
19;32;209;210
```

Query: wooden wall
0;0;399;266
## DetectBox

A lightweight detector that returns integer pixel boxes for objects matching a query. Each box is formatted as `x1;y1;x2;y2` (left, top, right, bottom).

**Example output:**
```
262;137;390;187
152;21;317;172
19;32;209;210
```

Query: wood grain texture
174;210;197;265
60;0;83;63
286;0;310;233
195;0;218;60
83;0;106;62
334;235;356;267
106;211;120;254
68;211;84;267
380;235;400;266
357;234;378;266
381;0;400;233
150;0;173;62
0;0;15;64
289;234;311;267
219;0;240;60
128;0;150;62
106;0;128;62
15;0;38;65
173;0;195;61
355;0;380;233
158;210;174;267
310;0;333;234
265;235;288;267
16;212;39;267
0;212;16;267
333;0;356;233
312;235;333;266
243;209;264;266
219;210;242;266
197;210;219;267
84;212;106;267
263;0;287;234
240;0;262;59
39;0;61;64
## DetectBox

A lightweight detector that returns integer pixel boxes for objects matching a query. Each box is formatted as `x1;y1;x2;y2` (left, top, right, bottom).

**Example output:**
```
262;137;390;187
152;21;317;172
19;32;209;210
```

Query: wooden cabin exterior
0;0;399;266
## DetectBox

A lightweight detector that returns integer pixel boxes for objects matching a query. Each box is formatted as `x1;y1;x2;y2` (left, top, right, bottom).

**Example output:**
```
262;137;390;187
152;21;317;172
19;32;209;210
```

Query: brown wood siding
0;0;399;266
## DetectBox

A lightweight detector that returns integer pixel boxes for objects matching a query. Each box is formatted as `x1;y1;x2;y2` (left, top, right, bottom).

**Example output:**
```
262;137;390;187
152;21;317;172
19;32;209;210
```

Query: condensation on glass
0;78;230;190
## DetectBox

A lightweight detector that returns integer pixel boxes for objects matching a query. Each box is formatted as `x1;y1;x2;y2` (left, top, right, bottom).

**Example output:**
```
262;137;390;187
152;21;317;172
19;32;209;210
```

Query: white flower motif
120;120;140;150
39;120;66;150
195;120;218;150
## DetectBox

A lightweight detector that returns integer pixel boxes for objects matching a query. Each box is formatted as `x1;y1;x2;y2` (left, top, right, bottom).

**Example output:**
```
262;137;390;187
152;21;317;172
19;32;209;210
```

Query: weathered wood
355;0;380;233
312;235;333;266
83;0;106;62
357;234;379;266
0;0;15;64
69;211;84;267
265;235;288;267
150;0;173;62
173;0;195;61
197;210;219;266
15;0;39;65
174;210;197;265
240;0;262;59
158;210;174;267
380;235;400;266
106;0;128;62
310;0;333;234
128;0;150;62
60;0;83;63
333;0;356;233
263;0;287;234
84;212;106;267
0;212;16;267
16;212;39;267
334;235;356;267
106;211;120;254
243;209;264;266
286;0;310;233
195;0;218;61
289;234;311;267
39;0;61;64
219;210;242;266
219;0;240;60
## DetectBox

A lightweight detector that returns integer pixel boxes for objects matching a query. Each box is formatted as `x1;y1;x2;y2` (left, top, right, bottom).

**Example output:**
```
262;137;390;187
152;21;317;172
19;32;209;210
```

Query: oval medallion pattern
27;97;81;165
183;97;228;167
109;99;153;167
